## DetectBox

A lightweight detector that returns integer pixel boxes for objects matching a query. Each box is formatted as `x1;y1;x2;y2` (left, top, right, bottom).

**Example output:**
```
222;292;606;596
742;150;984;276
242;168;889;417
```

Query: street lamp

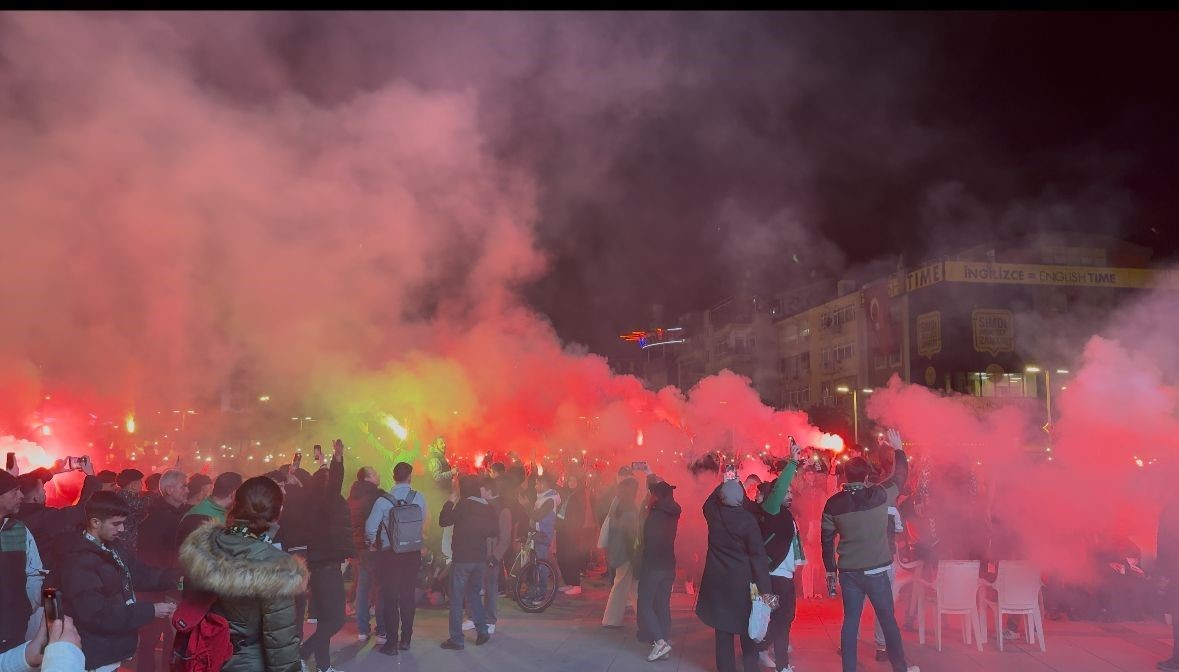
835;386;872;445
291;416;316;432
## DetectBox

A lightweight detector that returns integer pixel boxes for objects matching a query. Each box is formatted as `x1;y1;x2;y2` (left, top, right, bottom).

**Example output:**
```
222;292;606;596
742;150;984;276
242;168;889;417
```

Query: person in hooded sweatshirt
179;476;308;672
636;477;681;662
696;477;771;672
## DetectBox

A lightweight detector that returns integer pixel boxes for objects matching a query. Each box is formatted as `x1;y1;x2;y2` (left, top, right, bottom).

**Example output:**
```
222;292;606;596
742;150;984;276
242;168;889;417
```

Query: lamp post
836;386;874;445
291;416;315;432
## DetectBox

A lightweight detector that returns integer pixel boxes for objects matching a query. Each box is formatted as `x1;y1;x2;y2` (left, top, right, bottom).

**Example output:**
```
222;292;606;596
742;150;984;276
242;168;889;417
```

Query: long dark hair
613;477;639;517
227;476;284;535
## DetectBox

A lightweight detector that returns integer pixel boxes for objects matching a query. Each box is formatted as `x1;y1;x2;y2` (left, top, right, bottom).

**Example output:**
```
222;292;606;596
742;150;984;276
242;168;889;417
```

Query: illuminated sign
891;261;1179;295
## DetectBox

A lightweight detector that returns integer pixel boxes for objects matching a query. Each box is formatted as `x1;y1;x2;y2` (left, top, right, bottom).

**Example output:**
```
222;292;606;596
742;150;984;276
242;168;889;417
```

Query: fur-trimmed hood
179;522;307;599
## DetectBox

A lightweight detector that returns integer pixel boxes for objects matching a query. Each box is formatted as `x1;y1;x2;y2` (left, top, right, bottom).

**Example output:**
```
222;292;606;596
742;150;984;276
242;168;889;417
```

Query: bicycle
506;531;558;613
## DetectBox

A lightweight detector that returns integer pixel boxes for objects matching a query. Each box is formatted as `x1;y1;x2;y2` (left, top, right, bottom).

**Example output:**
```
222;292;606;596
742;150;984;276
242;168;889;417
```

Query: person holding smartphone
0;608;84;672
0;470;44;655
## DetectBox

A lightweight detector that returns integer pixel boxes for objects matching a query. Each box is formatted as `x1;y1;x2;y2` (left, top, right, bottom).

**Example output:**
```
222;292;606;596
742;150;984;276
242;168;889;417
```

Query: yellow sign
906;263;945;293
891;261;1179;294
972;309;1014;356
916;311;941;359
948;262;1179;289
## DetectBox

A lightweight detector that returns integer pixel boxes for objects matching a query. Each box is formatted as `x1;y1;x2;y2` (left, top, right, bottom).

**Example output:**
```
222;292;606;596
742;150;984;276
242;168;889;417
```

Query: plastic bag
748;584;773;642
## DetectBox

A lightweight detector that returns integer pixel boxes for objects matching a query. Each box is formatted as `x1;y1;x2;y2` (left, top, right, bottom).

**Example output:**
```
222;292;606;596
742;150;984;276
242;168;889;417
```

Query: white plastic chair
978;561;1046;652
917;560;985;652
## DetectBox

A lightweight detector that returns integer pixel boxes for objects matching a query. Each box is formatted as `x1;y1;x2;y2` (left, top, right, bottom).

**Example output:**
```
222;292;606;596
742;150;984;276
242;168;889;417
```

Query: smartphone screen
723;464;738;481
4;452;13;472
43;588;60;623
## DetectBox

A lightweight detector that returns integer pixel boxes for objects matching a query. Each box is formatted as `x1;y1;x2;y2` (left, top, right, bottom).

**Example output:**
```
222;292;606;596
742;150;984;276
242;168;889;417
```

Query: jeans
760;575;796;667
839;570;908;672
377;550;420;645
449;562;488;645
484;558;500;624
873;562;898;648
300;562;346;672
535;533;553;588
714;629;759;672
355;551;386;636
637;568;674;642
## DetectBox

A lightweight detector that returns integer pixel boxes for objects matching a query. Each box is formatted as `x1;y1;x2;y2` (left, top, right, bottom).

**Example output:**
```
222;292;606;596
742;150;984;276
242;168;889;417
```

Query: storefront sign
972;309;1014;356
916;311;941;359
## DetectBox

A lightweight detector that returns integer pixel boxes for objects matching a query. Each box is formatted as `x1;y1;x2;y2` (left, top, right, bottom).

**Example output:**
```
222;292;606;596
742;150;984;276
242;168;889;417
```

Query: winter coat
695;484;771;635
347;480;384;551
606;508;639;569
137;498;188;570
305;458;355;565
639;495;681;574
439;498;497;564
179;522;309;672
57;532;180;669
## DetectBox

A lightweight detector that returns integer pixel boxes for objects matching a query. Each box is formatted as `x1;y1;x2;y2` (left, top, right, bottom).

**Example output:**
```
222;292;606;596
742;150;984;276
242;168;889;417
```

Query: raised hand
886;428;904;452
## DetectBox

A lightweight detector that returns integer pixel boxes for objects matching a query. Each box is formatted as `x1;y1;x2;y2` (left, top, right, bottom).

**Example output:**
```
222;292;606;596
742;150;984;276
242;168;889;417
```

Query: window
783;322;798;342
874;354;887;371
966;372;1040;398
800;321;811;341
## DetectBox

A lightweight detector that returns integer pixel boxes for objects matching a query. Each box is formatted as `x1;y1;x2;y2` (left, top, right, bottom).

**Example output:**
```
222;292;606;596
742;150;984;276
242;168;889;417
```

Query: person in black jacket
637;478;681;662
556;473;591;596
134;469;189;672
696;478;771;672
58;491;180;671
438;475;497;650
298;441;355;672
347;467;386;642
1158;490;1179;671
16;462;103;576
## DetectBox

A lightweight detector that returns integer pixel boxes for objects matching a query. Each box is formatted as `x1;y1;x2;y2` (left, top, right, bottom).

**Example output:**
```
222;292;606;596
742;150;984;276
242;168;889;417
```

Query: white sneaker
906;667;921;672
564;586;582;596
487;624;496;634
462;619;475;631
306;618;318;625
758;650;776;668
779;666;795;672
299;661;308;672
648;640;672;662
558;585;572;593
375;634;388;643
357;634;368;642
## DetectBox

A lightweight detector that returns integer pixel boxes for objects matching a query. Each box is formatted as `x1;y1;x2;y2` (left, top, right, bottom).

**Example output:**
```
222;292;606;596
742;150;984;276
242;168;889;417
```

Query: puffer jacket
179;523;309;672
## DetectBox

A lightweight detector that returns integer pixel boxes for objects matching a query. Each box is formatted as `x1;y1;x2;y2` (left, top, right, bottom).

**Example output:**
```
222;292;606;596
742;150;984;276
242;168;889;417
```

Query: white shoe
779;666;795;672
648;640;672;662
907;667;921;672
462;619;475;631
487;624;496;634
375;634;388;643
564;586;582;596
357;634;368;642
306;618;318;625
758;650;776;668
299;661;309;672
558;585;572;593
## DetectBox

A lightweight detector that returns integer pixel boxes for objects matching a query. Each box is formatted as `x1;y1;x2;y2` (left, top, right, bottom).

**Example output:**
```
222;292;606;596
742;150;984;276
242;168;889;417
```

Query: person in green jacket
179;476;308;672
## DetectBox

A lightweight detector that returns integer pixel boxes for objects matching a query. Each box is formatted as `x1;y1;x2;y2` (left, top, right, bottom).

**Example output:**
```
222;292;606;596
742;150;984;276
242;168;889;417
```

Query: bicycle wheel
514;559;558;613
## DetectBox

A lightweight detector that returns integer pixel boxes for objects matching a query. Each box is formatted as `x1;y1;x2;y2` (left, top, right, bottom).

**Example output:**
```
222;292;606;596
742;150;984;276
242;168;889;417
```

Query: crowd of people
2;427;1176;672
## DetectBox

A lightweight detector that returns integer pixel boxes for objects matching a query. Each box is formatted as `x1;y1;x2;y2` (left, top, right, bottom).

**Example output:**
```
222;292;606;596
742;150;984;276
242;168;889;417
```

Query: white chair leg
974;609;984;652
918;590;925;645
937;611;943;652
1027;613;1035;645
963;614;970;645
997;607;1004;652
1035;608;1046;652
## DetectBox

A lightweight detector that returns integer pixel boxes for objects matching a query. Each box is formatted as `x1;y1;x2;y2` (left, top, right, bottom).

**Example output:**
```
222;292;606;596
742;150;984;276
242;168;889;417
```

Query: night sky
514;12;1179;352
